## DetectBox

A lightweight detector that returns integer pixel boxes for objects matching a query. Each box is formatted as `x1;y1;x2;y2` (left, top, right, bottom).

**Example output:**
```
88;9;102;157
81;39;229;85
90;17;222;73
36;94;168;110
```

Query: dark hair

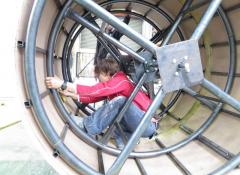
94;57;120;77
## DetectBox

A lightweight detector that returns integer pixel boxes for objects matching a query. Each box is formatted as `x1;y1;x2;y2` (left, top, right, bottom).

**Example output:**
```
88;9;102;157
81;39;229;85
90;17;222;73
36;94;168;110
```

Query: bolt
175;72;179;76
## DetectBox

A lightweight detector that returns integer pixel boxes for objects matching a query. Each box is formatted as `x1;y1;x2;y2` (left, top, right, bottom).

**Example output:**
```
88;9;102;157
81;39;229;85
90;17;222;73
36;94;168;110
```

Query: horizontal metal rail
155;139;191;175
180;125;235;160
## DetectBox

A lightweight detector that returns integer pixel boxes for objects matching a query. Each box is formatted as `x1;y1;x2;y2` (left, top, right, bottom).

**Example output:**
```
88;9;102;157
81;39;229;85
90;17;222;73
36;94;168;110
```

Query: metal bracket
17;40;25;48
24;99;32;108
131;51;159;83
53;149;60;158
144;59;158;73
156;39;204;93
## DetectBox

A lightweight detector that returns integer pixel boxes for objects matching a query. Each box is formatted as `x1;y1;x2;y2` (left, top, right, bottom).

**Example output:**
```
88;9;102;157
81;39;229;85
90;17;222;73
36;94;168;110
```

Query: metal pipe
184;88;240;120
209;153;240;175
107;88;165;175
100;0;185;44
161;0;193;45
191;0;222;40
110;10;161;34
65;0;238;160
101;73;148;144
183;87;216;109
202;79;240;112
74;0;158;55
67;10;146;63
62;23;79;82
25;0;59;144
186;0;209;13
155;139;191;175
180;125;235;160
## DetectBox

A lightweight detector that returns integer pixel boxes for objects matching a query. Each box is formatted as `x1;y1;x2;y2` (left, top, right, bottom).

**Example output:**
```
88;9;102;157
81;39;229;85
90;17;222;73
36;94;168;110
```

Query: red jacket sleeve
76;77;131;103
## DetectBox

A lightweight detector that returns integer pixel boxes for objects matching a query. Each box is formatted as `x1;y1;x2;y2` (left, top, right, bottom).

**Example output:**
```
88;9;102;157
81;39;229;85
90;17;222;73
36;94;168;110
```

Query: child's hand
59;90;72;97
59;90;79;100
45;77;63;89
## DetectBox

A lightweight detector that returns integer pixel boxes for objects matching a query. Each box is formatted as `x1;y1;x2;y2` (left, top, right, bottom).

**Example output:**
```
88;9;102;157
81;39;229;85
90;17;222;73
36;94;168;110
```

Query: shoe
71;115;85;130
115;136;125;150
71;115;96;139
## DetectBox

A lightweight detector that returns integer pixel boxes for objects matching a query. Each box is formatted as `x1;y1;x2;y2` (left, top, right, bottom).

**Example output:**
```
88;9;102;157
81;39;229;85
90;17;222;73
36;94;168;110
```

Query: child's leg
122;103;156;138
83;96;126;135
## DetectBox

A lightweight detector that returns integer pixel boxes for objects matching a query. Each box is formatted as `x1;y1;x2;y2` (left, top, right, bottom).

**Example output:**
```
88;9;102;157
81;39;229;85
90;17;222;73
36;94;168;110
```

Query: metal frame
24;0;240;174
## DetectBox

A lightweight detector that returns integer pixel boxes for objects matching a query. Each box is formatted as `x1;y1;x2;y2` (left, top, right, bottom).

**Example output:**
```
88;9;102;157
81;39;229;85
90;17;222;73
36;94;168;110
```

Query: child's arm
45;77;77;93
59;90;78;100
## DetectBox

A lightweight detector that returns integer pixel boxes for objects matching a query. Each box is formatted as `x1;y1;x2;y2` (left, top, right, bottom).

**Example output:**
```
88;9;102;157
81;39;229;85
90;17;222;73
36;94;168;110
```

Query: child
45;57;156;149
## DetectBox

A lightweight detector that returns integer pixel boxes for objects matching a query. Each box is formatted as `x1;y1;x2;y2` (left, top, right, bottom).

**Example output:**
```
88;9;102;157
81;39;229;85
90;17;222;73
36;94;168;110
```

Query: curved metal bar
191;0;222;40
62;23;79;82
99;0;185;42
216;6;236;93
209;153;240;175
74;0;158;55
110;10;161;34
159;90;182;117
201;3;239;111
24;0;101;174
161;0;193;45
67;9;146;63
66;25;85;81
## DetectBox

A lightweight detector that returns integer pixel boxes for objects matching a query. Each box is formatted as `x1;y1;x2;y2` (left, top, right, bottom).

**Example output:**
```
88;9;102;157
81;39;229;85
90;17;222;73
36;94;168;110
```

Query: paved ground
0;102;58;175
0;122;58;175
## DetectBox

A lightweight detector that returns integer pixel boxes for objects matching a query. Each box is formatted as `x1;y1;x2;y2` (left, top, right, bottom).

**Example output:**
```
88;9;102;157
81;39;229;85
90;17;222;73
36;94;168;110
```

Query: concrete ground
0;98;58;175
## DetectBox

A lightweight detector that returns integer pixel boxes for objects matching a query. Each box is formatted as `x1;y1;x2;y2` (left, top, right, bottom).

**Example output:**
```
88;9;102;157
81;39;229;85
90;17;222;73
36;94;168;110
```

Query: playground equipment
10;0;240;174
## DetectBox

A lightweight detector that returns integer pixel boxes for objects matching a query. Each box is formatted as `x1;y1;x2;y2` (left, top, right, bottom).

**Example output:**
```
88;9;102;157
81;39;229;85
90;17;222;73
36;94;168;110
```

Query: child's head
94;57;120;82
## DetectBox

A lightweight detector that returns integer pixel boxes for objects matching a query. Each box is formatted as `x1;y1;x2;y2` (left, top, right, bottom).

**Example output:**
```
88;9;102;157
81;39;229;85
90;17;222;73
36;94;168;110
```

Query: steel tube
186;0;209;13
155;139;191;175
74;0;158;55
202;79;240;112
101;73;148;144
99;0;184;42
191;0;222;40
209;153;240;175
107;88;165;175
62;23;79;82
180;125;235;160
67;10;146;63
162;0;193;45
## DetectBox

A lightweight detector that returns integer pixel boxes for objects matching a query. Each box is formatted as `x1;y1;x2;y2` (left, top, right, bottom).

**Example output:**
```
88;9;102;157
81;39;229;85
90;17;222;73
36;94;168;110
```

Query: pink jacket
76;71;152;111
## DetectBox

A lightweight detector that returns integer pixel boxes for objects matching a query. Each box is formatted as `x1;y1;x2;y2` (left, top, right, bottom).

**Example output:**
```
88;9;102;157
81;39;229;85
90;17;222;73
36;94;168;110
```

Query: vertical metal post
73;0;157;55
107;88;165;175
